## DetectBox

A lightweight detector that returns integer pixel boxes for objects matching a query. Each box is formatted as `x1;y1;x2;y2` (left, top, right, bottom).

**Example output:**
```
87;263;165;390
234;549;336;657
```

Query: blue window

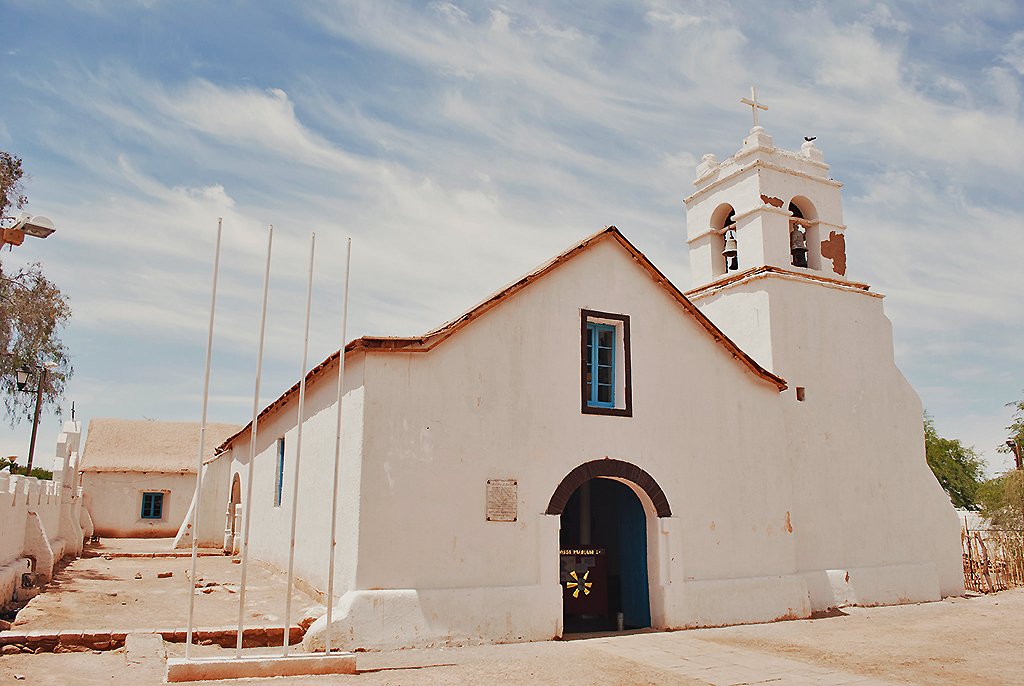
581;310;632;417
141;492;164;519
274;437;285;507
586;323;616;408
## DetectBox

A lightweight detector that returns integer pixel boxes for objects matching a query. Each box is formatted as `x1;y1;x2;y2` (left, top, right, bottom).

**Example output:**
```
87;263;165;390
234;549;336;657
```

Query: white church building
182;123;964;650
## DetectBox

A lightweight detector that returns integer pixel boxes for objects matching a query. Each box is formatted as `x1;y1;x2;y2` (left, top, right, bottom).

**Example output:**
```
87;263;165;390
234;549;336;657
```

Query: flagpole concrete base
166;653;356;682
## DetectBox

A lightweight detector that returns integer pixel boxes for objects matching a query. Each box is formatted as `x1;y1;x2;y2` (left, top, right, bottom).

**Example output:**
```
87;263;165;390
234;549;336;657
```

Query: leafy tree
0;455;49;479
976;394;1024;529
977;471;1024;529
924;413;985;509
0;151;28;222
1001;394;1024;465
0;150;72;425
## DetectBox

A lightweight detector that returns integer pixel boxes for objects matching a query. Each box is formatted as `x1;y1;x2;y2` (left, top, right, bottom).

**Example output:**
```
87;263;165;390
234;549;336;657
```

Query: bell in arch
722;228;739;271
790;223;808;268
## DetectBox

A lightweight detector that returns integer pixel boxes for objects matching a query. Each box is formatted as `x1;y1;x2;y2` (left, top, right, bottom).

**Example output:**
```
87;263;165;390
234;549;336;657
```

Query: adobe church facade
183;124;963;650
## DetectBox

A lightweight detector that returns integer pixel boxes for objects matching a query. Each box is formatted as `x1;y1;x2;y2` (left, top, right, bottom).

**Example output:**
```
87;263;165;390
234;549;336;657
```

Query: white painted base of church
302;559;949;651
302;585;565;651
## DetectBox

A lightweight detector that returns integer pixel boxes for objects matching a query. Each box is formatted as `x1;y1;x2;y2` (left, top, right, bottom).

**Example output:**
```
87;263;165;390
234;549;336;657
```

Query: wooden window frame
580;309;632;417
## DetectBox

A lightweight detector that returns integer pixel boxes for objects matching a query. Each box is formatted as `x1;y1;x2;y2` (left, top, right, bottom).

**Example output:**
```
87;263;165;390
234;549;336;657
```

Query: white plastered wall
82;471;192;537
692;274;964;605
226;353;366;600
0;421;85;608
322;238;807;649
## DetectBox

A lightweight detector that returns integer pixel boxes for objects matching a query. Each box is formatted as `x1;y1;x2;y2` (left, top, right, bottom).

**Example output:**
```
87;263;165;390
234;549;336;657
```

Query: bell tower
683;92;849;287
682;90;873;377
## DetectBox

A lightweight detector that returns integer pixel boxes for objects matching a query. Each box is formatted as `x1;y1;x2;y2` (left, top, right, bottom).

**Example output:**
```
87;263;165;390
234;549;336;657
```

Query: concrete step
0;623;305;653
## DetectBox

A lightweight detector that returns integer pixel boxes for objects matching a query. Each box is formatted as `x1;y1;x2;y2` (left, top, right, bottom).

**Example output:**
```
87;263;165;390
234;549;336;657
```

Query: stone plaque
486;479;518;522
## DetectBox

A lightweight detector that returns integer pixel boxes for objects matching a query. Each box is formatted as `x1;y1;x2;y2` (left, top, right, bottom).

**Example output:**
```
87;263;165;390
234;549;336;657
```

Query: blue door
614;482;651;628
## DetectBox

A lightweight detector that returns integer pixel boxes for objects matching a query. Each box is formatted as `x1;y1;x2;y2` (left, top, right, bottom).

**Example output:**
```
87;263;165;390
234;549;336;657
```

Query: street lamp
15;364;47;475
15;366;31;392
1;214;56;249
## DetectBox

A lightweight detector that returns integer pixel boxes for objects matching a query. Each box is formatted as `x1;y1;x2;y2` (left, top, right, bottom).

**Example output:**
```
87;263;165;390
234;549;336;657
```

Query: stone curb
82;550;227;559
0;624;304;654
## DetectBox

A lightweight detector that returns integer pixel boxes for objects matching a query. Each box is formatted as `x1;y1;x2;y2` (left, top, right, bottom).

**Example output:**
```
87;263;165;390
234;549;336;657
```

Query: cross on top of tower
740;86;768;128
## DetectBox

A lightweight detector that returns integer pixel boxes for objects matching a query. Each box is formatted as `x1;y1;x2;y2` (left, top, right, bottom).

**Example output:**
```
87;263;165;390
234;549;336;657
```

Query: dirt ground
3;541;1023;685
698;588;1024;685
11;539;321;630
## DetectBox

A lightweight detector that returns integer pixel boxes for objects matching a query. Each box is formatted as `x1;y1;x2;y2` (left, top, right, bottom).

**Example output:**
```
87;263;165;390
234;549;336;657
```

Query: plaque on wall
486;479;518;522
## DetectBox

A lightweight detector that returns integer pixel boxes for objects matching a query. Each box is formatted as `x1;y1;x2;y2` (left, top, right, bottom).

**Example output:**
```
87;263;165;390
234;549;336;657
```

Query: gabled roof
81;418;243;473
218;226;786;453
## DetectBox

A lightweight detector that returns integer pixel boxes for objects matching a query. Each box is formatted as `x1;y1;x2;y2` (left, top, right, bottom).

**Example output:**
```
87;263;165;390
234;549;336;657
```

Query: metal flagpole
324;238;352;655
283;232;316;655
185;217;223;660
235;225;274;657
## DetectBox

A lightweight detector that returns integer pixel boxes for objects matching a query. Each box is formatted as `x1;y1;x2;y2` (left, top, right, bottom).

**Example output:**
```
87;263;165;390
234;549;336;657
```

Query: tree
0;150;72;426
0;151;28;222
977;471;1024;529
977;394;1024;529
924;413;985;510
1002;394;1024;465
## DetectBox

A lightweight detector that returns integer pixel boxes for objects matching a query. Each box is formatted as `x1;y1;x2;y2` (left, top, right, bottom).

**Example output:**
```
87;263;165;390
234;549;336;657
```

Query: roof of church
217;226;787;453
80;418;243;473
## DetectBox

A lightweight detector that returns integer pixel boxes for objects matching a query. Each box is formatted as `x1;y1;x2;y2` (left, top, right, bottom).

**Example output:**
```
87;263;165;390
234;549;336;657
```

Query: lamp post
16;364;46;474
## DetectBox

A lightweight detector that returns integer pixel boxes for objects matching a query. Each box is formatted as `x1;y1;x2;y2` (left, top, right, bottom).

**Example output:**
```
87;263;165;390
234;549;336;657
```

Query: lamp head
15;366;32;392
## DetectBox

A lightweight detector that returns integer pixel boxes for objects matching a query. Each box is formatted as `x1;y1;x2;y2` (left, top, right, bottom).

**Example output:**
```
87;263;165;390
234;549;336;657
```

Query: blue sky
1;1;1021;474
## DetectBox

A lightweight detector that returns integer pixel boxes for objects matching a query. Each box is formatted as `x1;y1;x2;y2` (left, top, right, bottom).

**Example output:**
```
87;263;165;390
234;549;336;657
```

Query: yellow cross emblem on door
566;569;593;598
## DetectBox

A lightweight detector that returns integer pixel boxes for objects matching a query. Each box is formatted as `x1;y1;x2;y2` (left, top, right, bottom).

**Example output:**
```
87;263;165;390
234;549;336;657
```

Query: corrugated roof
218;226;788;453
80;418;243;473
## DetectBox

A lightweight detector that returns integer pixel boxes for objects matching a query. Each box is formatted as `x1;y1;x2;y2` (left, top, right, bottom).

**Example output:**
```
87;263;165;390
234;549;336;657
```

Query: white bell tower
682;89;877;378
684;89;849;287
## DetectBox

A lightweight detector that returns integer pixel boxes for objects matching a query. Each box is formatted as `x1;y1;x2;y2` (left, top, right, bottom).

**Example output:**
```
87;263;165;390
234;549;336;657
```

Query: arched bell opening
788;197;820;270
710;203;738;276
547;459;671;635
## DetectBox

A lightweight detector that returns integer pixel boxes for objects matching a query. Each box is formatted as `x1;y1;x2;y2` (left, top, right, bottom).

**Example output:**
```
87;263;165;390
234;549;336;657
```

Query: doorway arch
547;459;672;634
545;458;671;517
227;473;241;552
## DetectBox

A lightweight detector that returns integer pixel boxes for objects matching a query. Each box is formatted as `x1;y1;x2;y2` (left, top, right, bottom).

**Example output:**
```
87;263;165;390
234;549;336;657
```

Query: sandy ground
3;541;1022;685
11;539;321;630
696;588;1024;685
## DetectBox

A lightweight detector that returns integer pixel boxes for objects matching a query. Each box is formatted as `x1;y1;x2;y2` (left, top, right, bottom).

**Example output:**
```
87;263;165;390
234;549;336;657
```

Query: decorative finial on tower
740;86;768;130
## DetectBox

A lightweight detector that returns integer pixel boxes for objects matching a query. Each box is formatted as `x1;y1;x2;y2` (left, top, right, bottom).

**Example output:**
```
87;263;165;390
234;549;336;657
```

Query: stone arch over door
545;458;672;517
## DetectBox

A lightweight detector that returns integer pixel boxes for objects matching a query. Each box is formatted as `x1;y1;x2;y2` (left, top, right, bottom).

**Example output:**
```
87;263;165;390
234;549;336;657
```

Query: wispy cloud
0;0;1020;473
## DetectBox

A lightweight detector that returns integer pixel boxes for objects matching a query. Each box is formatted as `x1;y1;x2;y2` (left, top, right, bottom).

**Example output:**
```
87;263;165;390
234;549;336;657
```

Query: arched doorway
226;473;241;553
560;479;650;632
547;459;671;634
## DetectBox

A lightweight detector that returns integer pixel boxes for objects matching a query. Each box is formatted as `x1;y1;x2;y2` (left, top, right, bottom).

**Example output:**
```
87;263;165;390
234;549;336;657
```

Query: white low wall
0;421;87;611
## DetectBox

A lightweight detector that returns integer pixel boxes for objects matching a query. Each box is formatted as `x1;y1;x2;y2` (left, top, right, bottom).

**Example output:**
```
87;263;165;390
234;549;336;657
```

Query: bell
722;231;738;271
722;237;737;259
790;223;809;268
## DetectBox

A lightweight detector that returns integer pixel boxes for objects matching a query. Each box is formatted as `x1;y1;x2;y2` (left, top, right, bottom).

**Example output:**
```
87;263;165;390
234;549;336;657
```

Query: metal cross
740;86;768;127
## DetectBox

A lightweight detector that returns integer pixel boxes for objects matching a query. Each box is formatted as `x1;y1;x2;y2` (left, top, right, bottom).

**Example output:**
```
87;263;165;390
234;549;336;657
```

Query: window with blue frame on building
586;323;616;408
581;309;632;417
140;492;164;519
274;437;285;507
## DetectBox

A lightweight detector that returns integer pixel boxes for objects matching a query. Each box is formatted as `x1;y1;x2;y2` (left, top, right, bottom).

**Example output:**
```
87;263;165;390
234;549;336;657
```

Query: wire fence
962;527;1024;593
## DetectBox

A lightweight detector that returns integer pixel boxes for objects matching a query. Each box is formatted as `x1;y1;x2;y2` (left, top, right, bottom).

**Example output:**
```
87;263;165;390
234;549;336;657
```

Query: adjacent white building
80;419;240;538
183;124;964;650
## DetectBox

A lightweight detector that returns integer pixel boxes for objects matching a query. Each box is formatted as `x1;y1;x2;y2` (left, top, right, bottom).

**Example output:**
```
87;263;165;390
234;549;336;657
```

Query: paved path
590;631;902;686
